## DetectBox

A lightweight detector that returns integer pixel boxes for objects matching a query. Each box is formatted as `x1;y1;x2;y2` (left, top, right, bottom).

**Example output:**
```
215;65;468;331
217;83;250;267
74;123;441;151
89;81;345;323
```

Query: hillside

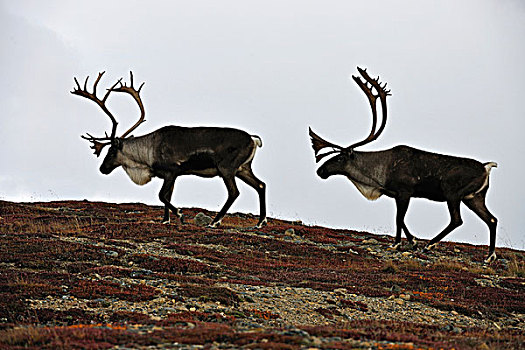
0;200;523;349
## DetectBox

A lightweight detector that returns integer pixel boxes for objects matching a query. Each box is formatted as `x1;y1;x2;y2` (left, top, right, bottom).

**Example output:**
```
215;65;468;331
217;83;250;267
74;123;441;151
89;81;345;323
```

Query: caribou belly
187;168;219;177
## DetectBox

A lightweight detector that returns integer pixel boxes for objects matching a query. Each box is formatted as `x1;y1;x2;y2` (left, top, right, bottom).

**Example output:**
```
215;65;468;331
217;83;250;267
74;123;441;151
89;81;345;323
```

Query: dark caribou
309;67;498;263
72;71;266;228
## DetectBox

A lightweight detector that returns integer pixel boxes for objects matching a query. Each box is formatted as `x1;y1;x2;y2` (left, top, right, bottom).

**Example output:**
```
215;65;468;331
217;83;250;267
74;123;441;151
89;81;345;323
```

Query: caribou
309;67;498;263
71;71;266;228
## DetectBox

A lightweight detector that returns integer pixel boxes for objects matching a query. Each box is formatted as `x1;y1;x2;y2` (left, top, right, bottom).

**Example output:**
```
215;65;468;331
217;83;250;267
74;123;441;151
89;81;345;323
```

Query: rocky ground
0;200;524;349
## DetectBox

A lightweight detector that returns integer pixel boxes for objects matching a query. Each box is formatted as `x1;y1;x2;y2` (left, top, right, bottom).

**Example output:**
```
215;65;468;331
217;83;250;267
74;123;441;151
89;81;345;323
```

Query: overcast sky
1;0;524;250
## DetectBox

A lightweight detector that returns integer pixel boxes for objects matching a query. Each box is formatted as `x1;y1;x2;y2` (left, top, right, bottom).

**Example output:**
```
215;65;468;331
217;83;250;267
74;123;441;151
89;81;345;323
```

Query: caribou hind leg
425;200;463;251
236;165;267;228
209;174;240;228
463;190;498;263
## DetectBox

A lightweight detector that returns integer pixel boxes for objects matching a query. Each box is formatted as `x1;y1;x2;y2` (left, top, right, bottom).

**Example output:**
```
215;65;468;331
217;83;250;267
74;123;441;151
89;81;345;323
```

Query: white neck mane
119;137;154;186
123;165;152;185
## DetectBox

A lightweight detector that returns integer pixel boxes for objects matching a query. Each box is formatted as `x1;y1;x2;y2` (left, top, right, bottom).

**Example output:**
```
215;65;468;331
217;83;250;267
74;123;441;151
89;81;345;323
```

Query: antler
347;67;391;150
309;127;343;163
112;71;146;138
309;67;391;163
71;71;122;156
71;71;146;156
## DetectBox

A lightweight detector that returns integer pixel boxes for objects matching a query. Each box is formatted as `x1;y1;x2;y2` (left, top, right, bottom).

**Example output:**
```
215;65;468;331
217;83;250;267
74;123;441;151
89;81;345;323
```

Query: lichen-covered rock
194;212;213;226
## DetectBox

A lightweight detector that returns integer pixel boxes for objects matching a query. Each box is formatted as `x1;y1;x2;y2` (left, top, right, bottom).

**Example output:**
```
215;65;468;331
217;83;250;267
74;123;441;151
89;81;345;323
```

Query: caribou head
71;71;146;175
310;66;391;179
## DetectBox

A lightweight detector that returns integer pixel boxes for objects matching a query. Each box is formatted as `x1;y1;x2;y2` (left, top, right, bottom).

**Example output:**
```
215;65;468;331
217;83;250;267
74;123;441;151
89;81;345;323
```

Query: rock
194;212;212;226
309;336;323;347
105;250;119;258
391;285;402;293
285;228;295;235
362;238;378;244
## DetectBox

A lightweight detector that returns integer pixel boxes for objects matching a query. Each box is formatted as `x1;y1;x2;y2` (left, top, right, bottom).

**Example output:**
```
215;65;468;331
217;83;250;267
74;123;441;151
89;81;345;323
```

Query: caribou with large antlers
309;67;498;262
72;71;266;228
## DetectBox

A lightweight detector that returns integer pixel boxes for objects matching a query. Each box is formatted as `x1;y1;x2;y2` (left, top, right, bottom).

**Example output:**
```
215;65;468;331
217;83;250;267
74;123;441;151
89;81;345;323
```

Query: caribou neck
120;135;156;168
344;150;393;190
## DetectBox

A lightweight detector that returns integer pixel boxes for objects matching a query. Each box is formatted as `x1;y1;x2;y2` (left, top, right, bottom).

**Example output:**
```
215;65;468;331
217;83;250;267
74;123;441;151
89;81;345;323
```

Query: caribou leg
402;222;418;248
236;165;267;228
425;200;463;251
159;176;183;224
209;175;240;228
393;195;416;249
463;191;498;263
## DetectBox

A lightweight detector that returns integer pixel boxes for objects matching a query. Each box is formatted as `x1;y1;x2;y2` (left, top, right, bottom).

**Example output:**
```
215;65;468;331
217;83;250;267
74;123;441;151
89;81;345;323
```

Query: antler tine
79;133;110;157
309;127;344;163
347;67;391;150
102;77;123;103
349;73;379;149
112;71;147;138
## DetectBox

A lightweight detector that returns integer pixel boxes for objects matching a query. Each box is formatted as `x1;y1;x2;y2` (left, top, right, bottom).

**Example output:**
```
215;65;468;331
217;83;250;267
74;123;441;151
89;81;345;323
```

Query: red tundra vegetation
0;200;523;349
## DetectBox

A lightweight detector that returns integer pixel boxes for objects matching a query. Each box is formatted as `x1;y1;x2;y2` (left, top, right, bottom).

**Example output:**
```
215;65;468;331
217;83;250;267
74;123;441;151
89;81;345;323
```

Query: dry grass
0;326;48;347
431;260;464;272
464;264;496;275
504;253;525;278
0;217;84;235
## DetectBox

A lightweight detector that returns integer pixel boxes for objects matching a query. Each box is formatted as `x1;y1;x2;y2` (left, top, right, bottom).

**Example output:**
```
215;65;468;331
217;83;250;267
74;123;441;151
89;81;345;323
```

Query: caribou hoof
207;221;221;229
407;238;418;249
391;242;402;250
484;252;497;264
424;242;438;251
161;219;170;225
255;218;268;229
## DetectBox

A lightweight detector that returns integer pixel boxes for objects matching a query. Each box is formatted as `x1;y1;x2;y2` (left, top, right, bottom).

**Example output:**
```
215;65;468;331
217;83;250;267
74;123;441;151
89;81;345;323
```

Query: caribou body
72;72;266;228
310;67;498;262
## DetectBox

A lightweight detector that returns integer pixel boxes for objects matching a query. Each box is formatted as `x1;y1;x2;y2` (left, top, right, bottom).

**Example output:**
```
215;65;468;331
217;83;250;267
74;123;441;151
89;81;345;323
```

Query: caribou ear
112;138;123;150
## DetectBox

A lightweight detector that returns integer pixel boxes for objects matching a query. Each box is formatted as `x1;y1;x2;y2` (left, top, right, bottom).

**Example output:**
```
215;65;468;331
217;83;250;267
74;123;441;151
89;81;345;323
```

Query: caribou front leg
393;195;416;249
158;176;183;224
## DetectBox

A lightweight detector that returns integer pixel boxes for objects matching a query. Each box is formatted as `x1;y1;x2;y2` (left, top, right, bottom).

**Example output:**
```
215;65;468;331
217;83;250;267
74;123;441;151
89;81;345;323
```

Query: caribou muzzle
316;166;330;179
99;163;116;175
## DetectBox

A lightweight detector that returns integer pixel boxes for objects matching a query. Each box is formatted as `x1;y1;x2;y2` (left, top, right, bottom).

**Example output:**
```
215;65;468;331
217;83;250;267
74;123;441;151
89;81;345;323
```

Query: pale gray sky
1;0;524;249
